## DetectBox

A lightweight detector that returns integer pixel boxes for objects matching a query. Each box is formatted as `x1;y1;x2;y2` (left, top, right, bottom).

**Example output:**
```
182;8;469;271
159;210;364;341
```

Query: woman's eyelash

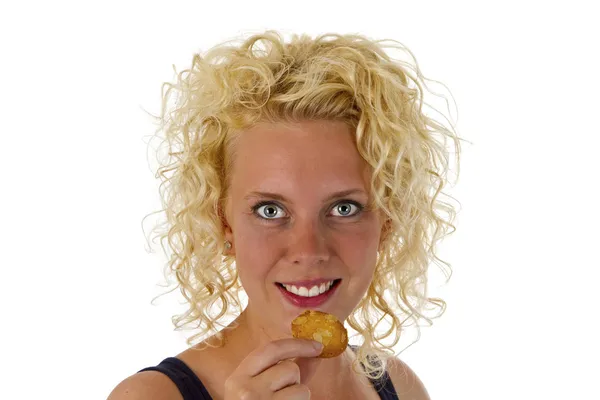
251;200;364;221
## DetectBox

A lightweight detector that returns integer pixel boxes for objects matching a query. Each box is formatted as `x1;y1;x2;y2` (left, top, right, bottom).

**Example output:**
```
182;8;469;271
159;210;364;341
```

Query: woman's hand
224;338;323;399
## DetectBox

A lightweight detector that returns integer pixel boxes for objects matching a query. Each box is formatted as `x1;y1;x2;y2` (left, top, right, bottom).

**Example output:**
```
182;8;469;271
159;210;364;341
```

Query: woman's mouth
276;279;342;308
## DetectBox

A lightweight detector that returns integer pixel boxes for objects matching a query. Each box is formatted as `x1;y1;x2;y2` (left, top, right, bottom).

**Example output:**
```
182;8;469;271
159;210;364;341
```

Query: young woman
108;30;461;400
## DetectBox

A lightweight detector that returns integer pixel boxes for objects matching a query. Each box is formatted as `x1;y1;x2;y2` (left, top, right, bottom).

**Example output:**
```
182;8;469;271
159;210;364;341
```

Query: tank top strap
350;345;400;400
369;370;400;400
138;357;212;400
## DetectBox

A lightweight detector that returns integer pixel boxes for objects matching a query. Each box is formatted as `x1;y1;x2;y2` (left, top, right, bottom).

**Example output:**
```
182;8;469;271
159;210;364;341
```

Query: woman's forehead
231;120;359;165
228;120;371;191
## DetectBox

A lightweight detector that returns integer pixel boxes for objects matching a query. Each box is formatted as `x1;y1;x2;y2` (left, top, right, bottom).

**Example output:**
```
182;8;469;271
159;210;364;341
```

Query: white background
1;1;598;399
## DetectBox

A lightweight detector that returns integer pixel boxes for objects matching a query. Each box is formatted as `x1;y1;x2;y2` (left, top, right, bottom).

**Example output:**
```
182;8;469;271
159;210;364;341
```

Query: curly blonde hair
142;30;464;380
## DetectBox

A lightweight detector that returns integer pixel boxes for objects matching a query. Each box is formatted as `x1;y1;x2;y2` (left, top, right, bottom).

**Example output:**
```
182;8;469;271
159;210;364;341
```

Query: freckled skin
222;119;387;340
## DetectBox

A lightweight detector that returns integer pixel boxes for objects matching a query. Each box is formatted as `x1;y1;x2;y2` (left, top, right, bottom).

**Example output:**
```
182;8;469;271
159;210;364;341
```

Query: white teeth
319;283;328;294
282;280;336;297
284;285;298;294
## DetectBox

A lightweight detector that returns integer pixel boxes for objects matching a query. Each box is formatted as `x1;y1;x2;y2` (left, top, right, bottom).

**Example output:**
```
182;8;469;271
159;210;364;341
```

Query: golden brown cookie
291;310;348;358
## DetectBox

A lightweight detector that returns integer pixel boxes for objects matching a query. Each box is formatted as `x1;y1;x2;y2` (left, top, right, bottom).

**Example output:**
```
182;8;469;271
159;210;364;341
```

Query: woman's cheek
236;227;277;272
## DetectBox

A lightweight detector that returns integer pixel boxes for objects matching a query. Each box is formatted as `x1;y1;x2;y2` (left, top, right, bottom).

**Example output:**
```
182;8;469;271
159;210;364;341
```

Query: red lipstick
278;278;338;287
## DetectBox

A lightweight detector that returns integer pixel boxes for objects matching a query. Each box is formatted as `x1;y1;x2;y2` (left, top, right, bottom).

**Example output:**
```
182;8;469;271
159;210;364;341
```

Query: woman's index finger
241;338;323;377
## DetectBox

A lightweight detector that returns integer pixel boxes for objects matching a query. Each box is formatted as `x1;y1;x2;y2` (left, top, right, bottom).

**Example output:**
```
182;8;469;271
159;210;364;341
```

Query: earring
224;240;232;250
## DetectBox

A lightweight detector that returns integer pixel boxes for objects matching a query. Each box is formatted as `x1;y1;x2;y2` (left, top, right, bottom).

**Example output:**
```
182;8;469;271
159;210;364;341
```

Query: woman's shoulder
107;346;225;400
106;370;183;400
385;356;431;400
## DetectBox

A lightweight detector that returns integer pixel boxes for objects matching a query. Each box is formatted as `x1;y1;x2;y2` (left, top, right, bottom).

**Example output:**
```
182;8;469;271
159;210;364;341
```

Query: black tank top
138;351;400;399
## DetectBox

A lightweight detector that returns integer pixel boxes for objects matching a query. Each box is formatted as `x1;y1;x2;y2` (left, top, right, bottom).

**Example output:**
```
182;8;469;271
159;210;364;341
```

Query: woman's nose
286;219;330;267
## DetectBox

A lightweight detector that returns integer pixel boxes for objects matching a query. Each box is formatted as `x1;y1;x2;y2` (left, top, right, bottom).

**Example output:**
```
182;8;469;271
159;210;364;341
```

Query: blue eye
331;202;362;217
253;202;286;219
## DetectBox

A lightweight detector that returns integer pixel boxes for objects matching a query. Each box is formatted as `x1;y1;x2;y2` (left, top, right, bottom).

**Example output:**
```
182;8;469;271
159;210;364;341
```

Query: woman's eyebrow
244;188;368;203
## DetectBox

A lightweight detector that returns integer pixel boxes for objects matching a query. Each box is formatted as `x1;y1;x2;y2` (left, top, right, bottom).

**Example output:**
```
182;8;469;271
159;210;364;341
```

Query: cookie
291;310;348;358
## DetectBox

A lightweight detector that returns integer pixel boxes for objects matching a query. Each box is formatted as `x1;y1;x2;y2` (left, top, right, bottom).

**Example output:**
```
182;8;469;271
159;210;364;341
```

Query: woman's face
222;120;386;336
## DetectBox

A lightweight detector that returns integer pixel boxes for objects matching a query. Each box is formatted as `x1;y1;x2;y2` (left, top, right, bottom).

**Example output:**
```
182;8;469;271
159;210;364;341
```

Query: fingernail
312;341;323;352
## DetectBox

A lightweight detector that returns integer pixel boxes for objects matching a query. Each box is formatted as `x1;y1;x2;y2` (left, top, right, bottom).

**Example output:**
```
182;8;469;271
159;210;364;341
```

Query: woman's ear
217;202;233;238
217;201;235;256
